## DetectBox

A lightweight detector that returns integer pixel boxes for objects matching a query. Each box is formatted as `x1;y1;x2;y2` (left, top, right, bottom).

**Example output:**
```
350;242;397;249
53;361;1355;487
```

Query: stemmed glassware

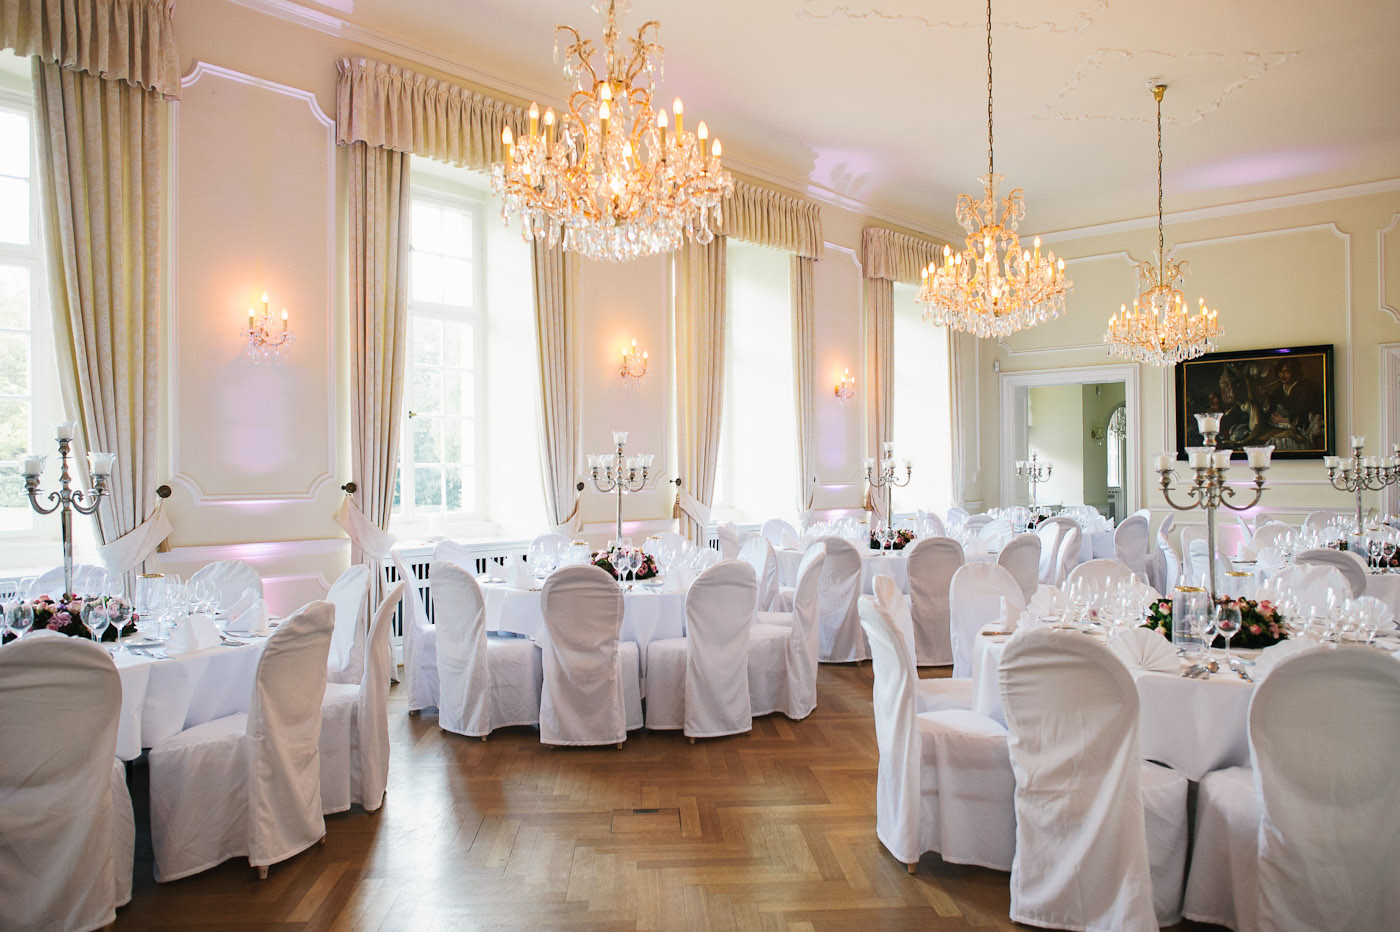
84;598;111;648
5;599;33;642
1215;602;1244;676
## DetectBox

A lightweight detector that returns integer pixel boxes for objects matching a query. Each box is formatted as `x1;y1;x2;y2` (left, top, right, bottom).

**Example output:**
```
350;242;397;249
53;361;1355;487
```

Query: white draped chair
528;532;570;557
875;574;973;715
429;561;543;738
1147;513;1177;593
1114;513;1152;582
999;628;1189;930
646;561;756;739
815;536;866;663
0;634;133;931
326;564;371;686
945;505;970;530
392;553;438;713
433;539;477;571
1269;563;1350;616
1183;647;1400;931
150;601;335;881
949;563;1024;678
1055;525;1083;585
716;521;742;559
906;536;963;666
1302;510;1334;531
538;565;642;746
962;513;993;533
26;563;108;599
1294;546;1367;597
737;534;781;612
1249;521;1293;552
761;518;798;549
188;559;263;610
747;544;825;720
1035;521;1062;586
858;584;1016;874
996;533;1041;602
320;582;404;814
977;517;1014;550
1067;558;1137;592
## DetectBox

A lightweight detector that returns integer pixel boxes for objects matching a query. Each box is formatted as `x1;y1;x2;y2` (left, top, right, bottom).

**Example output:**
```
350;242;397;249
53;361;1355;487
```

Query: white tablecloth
775;546;998;594
481;582;687;656
1362;573;1400;616
112;638;266;761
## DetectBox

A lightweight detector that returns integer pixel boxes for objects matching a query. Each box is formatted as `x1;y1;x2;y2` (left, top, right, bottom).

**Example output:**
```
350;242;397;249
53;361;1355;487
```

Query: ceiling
299;0;1400;235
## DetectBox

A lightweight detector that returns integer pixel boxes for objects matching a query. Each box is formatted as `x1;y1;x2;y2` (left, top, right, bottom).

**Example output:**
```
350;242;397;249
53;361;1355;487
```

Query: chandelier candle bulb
697;121;708;158
529;102;539;138
673;98;683;136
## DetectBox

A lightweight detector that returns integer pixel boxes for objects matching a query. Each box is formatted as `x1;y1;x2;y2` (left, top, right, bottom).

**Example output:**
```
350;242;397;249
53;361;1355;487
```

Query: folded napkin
506;555;533;589
1237;544;1257;562
224;587;269;636
1353;595;1397;633
225;587;258;619
166;613;222;655
995;596;1022;631
1024;585;1064;621
1255;546;1285;573
1109;626;1179;674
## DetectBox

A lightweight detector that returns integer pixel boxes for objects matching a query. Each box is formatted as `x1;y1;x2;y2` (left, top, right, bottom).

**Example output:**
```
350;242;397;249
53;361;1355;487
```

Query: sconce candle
55;420;77;442
619;339;649;385
244;290;296;364
834;368;856;404
21;454;45;478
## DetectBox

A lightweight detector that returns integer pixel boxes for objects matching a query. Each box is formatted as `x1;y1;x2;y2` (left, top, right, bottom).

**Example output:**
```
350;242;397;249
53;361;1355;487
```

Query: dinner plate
122;637;164;648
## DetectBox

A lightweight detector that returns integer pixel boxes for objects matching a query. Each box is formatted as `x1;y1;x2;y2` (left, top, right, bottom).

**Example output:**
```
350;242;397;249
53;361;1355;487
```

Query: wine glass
84;599;111;648
5;599;32;642
1196;602;1219;668
1215;603;1243;673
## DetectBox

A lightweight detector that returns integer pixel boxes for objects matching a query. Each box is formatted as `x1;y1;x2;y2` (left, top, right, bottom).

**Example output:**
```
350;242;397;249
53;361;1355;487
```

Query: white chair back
0;635;127;932
26;563;107;599
355;582;403;811
1295;547;1367;597
528;532;570;555
1067;558;1136;592
190;559;263;610
1270;563;1350;615
906;536;964;666
1250;521;1294;551
997;533;1041;602
1113;514;1151;581
325;564;371;685
716;522;742;560
949;562;1025;678
977;517;1014;551
1152;533;1180;593
1302;510;1334;531
391;553;437;712
1250;648;1400;930
539;565;628;746
782;544;827;719
1055;525;1082;586
761;518;798;549
434;539;477;570
946;505;970;530
737;534;781;612
430;561;492;737
998;628;1157;930
1034;522;1062;585
815;536;866;662
682;560;756;737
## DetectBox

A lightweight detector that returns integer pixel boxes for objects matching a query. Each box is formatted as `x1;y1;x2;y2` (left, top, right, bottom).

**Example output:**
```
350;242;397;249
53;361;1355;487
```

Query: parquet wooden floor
114;664;1219;931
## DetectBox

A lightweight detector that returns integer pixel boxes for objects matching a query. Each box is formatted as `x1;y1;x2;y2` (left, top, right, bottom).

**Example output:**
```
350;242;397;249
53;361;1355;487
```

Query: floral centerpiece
1143;596;1287;649
2;594;136;644
1339;539;1400;570
591;549;659;581
870;529;917;551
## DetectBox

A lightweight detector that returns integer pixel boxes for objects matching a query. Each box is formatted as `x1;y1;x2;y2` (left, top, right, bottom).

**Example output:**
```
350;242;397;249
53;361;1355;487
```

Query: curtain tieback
97;502;173;575
335;494;396;559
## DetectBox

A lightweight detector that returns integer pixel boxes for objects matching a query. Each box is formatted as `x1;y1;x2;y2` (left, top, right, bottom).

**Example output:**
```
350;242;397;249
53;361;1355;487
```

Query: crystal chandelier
1104;85;1222;366
917;0;1071;339
490;0;734;263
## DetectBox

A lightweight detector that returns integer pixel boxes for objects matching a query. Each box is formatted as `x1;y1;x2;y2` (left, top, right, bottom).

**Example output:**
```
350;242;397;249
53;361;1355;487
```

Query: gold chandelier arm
555;25;598;89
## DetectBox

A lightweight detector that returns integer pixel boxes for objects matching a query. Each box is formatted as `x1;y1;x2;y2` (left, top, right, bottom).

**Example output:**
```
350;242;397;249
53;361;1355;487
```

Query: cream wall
1026;384;1084;507
981;188;1400;544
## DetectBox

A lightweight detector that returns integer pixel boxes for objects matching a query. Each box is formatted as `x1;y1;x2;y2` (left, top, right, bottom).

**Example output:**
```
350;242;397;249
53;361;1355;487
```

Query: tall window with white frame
713;240;799;525
891;282;954;517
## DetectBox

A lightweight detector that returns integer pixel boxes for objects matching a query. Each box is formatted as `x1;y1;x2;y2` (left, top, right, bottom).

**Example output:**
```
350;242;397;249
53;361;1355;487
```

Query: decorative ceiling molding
795;0;1109;35
1033;47;1297;126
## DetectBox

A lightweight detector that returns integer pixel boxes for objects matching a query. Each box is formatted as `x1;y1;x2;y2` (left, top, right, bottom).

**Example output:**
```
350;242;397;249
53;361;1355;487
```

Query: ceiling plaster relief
795;0;1109;35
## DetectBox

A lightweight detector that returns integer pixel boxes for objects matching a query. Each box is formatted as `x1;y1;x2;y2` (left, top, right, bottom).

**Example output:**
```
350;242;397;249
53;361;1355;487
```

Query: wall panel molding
1380;213;1400;323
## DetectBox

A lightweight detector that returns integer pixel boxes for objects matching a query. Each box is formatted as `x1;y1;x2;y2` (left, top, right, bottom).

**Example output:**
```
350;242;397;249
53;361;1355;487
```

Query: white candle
612;430;628;445
1188;450;1210;469
21;454;44;478
1350;435;1365;450
1153;452;1175;472
863;457;875;471
1194;413;1222;435
882;441;895;456
55;420;77;442
1212;450;1233;470
1246;446;1274;469
88;451;117;477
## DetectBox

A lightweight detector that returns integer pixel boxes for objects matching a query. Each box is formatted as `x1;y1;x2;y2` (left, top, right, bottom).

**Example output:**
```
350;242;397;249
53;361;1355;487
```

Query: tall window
713;240;798;524
891;282;954;516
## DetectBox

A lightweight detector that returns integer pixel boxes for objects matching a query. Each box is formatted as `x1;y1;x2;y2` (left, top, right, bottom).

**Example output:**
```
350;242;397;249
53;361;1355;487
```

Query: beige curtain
32;58;163;579
719;178;823;260
347;142;411;586
675;238;727;543
532;241;581;534
791;256;817;513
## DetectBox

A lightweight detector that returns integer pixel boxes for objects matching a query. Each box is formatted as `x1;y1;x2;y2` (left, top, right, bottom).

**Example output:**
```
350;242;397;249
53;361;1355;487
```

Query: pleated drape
347;141;411;595
675;238;727;544
1;0;182;99
864;277;895;525
532;240;582;534
790;255;817;513
32;59;162;580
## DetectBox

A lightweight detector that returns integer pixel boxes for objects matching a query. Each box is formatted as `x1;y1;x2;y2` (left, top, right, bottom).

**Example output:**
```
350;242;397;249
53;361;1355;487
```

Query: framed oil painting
1174;345;1335;459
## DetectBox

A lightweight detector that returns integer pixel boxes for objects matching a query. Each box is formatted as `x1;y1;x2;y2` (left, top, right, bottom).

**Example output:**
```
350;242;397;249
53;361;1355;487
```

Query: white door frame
998;363;1142;512
1383;344;1400;515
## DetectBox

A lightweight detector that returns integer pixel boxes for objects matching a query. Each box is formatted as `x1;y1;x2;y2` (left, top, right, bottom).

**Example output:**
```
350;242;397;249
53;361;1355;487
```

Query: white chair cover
433;539;477;570
945;505;970;530
431;561;543;738
320;582;403;814
528;532;570;556
962;513;993;532
1249;521;1293;552
815;536;866;663
392;553;438;712
538;565;640;746
645;561;756;737
1269;563;1350;615
760;518;798;549
189;559;263;610
858;587;1015;871
737;534;781;612
0;635;132;931
1055;525;1083;585
1035;522;1062;585
1302;510;1334;530
1149;528;1180;594
999;628;1187;930
1295;546;1367;597
977;517;1014;550
25;563;108;598
906;536;964;666
325;564;371;686
150;601;334;882
1114;514;1152;581
996;533;1041;602
716;522;742;559
949;563;1024;678
1067;558;1137;592
748;544;825;720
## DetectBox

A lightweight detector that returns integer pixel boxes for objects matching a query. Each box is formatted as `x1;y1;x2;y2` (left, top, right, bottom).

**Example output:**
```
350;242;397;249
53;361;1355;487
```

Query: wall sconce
619;338;649;387
245;291;295;364
834;368;856;404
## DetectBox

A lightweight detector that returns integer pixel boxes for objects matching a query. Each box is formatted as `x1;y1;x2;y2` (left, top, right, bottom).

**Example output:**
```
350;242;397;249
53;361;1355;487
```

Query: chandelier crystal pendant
917;0;1071;338
1104;84;1222;366
490;0;734;263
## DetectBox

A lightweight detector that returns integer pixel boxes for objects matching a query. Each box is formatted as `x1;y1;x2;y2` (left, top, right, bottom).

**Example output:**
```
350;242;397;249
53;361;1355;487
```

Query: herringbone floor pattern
115;664;1217;931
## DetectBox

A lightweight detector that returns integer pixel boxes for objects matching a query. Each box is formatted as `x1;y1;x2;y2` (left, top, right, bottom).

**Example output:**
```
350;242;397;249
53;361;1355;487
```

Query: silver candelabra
1155;412;1274;600
864;441;911;527
1015;451;1053;510
22;421;115;598
1324;436;1400;536
586;431;653;547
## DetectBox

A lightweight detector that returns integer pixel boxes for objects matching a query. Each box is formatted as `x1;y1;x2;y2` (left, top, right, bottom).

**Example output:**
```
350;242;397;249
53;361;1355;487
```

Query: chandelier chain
986;0;994;178
1156;86;1164;280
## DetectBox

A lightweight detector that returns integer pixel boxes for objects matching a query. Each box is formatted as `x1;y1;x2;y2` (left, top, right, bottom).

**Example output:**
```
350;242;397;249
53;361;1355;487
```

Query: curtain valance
720;177;823;260
335;57;525;170
862;226;947;285
1;0;180;98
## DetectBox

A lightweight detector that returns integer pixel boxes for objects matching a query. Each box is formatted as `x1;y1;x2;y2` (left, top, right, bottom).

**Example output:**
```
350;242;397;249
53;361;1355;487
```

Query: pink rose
1248;624;1261;635
67;600;83;614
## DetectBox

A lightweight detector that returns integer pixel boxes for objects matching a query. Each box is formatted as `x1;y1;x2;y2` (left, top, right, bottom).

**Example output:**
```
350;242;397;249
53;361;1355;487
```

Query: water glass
1172;586;1209;658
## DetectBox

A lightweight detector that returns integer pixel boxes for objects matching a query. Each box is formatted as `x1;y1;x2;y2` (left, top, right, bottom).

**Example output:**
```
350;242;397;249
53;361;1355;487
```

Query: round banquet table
112;636;267;761
480;581;687;658
775;545;1000;594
